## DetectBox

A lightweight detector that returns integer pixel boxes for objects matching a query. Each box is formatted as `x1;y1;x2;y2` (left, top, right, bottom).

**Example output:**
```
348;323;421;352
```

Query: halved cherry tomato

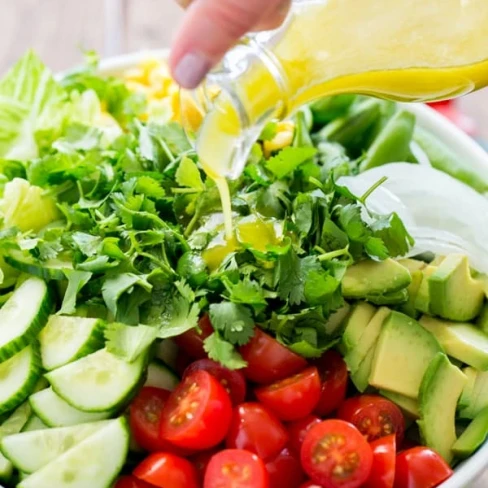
174;314;213;359
183;359;247;405
287;415;322;456
160;370;232;450
239;328;307;384
266;448;305;488
130;387;178;453
255;367;321;421
300;482;323;488
114;475;155;488
226;402;288;460
133;453;199;488
363;434;396;488
394;447;453;488
338;395;405;445
204;449;269;488
313;350;348;417
301;419;373;488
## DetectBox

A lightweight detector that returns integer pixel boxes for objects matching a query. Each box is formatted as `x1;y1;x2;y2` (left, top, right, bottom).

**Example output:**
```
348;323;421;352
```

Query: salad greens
0;52;416;368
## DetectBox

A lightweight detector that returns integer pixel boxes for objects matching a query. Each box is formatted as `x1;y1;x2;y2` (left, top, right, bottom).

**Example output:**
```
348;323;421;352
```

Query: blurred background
0;0;487;141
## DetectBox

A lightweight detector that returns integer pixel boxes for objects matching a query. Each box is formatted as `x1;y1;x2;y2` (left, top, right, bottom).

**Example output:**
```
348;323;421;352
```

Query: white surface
95;50;488;488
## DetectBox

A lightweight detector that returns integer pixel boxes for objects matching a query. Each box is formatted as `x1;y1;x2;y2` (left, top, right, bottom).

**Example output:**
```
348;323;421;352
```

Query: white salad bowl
93;49;488;488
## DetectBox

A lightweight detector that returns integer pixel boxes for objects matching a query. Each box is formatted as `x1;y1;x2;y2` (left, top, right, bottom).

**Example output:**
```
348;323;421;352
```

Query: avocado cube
428;254;484;322
459;370;488;420
414;265;437;314
342;259;411;299
477;304;488;335
452;406;488;459
369;311;442;399
351;347;375;393
418;353;467;463
420;316;488;371
459;367;479;411
341;302;376;353
380;390;420;419
398;258;427;274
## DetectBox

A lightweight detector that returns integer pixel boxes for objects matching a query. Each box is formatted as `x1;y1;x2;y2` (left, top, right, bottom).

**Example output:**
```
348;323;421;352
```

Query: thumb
170;0;288;89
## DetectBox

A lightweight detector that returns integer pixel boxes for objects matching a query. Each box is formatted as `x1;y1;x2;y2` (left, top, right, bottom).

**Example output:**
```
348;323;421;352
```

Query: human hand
170;0;291;89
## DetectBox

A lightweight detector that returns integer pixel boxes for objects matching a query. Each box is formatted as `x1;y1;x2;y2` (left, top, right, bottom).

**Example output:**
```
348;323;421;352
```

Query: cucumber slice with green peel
4;250;72;281
18;417;129;488
154;339;178;371
45;348;147;412
145;360;179;391
1;420;112;473
39;316;105;371
29;388;113;427
0;277;52;362
21;416;47;433
0;453;12;483
0;346;41;415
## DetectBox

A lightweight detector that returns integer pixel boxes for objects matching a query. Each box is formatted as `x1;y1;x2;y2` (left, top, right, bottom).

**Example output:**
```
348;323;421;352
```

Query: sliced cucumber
0;277;52;361
21;416;48;433
0;346;41;415
45;348;146;412
154;339;179;371
0;452;12;483
145;359;179;391
39;315;105;371
4;250;72;281
29;388;113;427
18;417;129;488
2;420;111;473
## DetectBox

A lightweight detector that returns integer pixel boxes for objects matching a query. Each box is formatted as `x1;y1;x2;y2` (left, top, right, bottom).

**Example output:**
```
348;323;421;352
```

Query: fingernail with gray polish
173;52;211;89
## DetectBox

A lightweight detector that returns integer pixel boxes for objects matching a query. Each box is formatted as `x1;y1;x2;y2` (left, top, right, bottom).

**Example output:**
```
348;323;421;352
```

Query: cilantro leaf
72;232;101;257
277;248;304;305
370;212;414;257
105;322;157;362
59;270;92;315
365;236;389;260
337;204;370;243
157;294;200;339
266;147;317;179
102;273;152;317
228;279;267;311
176;157;204;191
135;176;165;200
209;302;255;346
204;333;247;370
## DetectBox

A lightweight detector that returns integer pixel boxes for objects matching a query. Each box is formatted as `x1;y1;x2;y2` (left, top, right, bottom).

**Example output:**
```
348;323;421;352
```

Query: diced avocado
369;311;442;399
429;254;484;322
400;269;424;318
477;304;488;335
341;302;376;353
420;316;488;371
459;370;488;420
459;367;478;410
324;303;351;336
366;289;408;306
380;390;420;419
351;347;375;393
452;406;488;459
414;265;437;314
345;307;391;373
342;259;411;299
430;255;446;267
418;353;467;463
398;258;427;274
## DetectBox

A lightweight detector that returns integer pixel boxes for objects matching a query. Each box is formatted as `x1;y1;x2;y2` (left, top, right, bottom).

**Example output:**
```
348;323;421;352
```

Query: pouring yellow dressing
183;0;488;252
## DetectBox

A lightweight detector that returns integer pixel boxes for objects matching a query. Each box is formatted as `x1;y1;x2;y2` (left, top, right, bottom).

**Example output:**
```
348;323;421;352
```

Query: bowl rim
94;49;488;488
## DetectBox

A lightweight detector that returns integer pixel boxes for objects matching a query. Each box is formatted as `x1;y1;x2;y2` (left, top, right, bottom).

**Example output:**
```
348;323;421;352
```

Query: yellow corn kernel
139;58;163;84
263;121;295;157
124;67;146;84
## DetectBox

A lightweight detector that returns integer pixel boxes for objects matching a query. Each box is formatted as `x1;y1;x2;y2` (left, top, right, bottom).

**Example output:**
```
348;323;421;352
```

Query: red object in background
428;100;478;136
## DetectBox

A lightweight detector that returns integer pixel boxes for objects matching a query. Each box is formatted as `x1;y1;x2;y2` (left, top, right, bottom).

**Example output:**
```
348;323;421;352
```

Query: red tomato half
114;476;155;488
183;358;247;405
255;367;321;421
239;328;307;384
301;419;373;488
130;387;176;453
287;415;322;456
204;449;269;488
160;370;232;450
266;448;305;488
338;395;405;445
133;453;199;488
226;403;289;460
363;434;396;488
300;482;323;488
394;447;453;488
313;350;348;417
174;314;213;359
